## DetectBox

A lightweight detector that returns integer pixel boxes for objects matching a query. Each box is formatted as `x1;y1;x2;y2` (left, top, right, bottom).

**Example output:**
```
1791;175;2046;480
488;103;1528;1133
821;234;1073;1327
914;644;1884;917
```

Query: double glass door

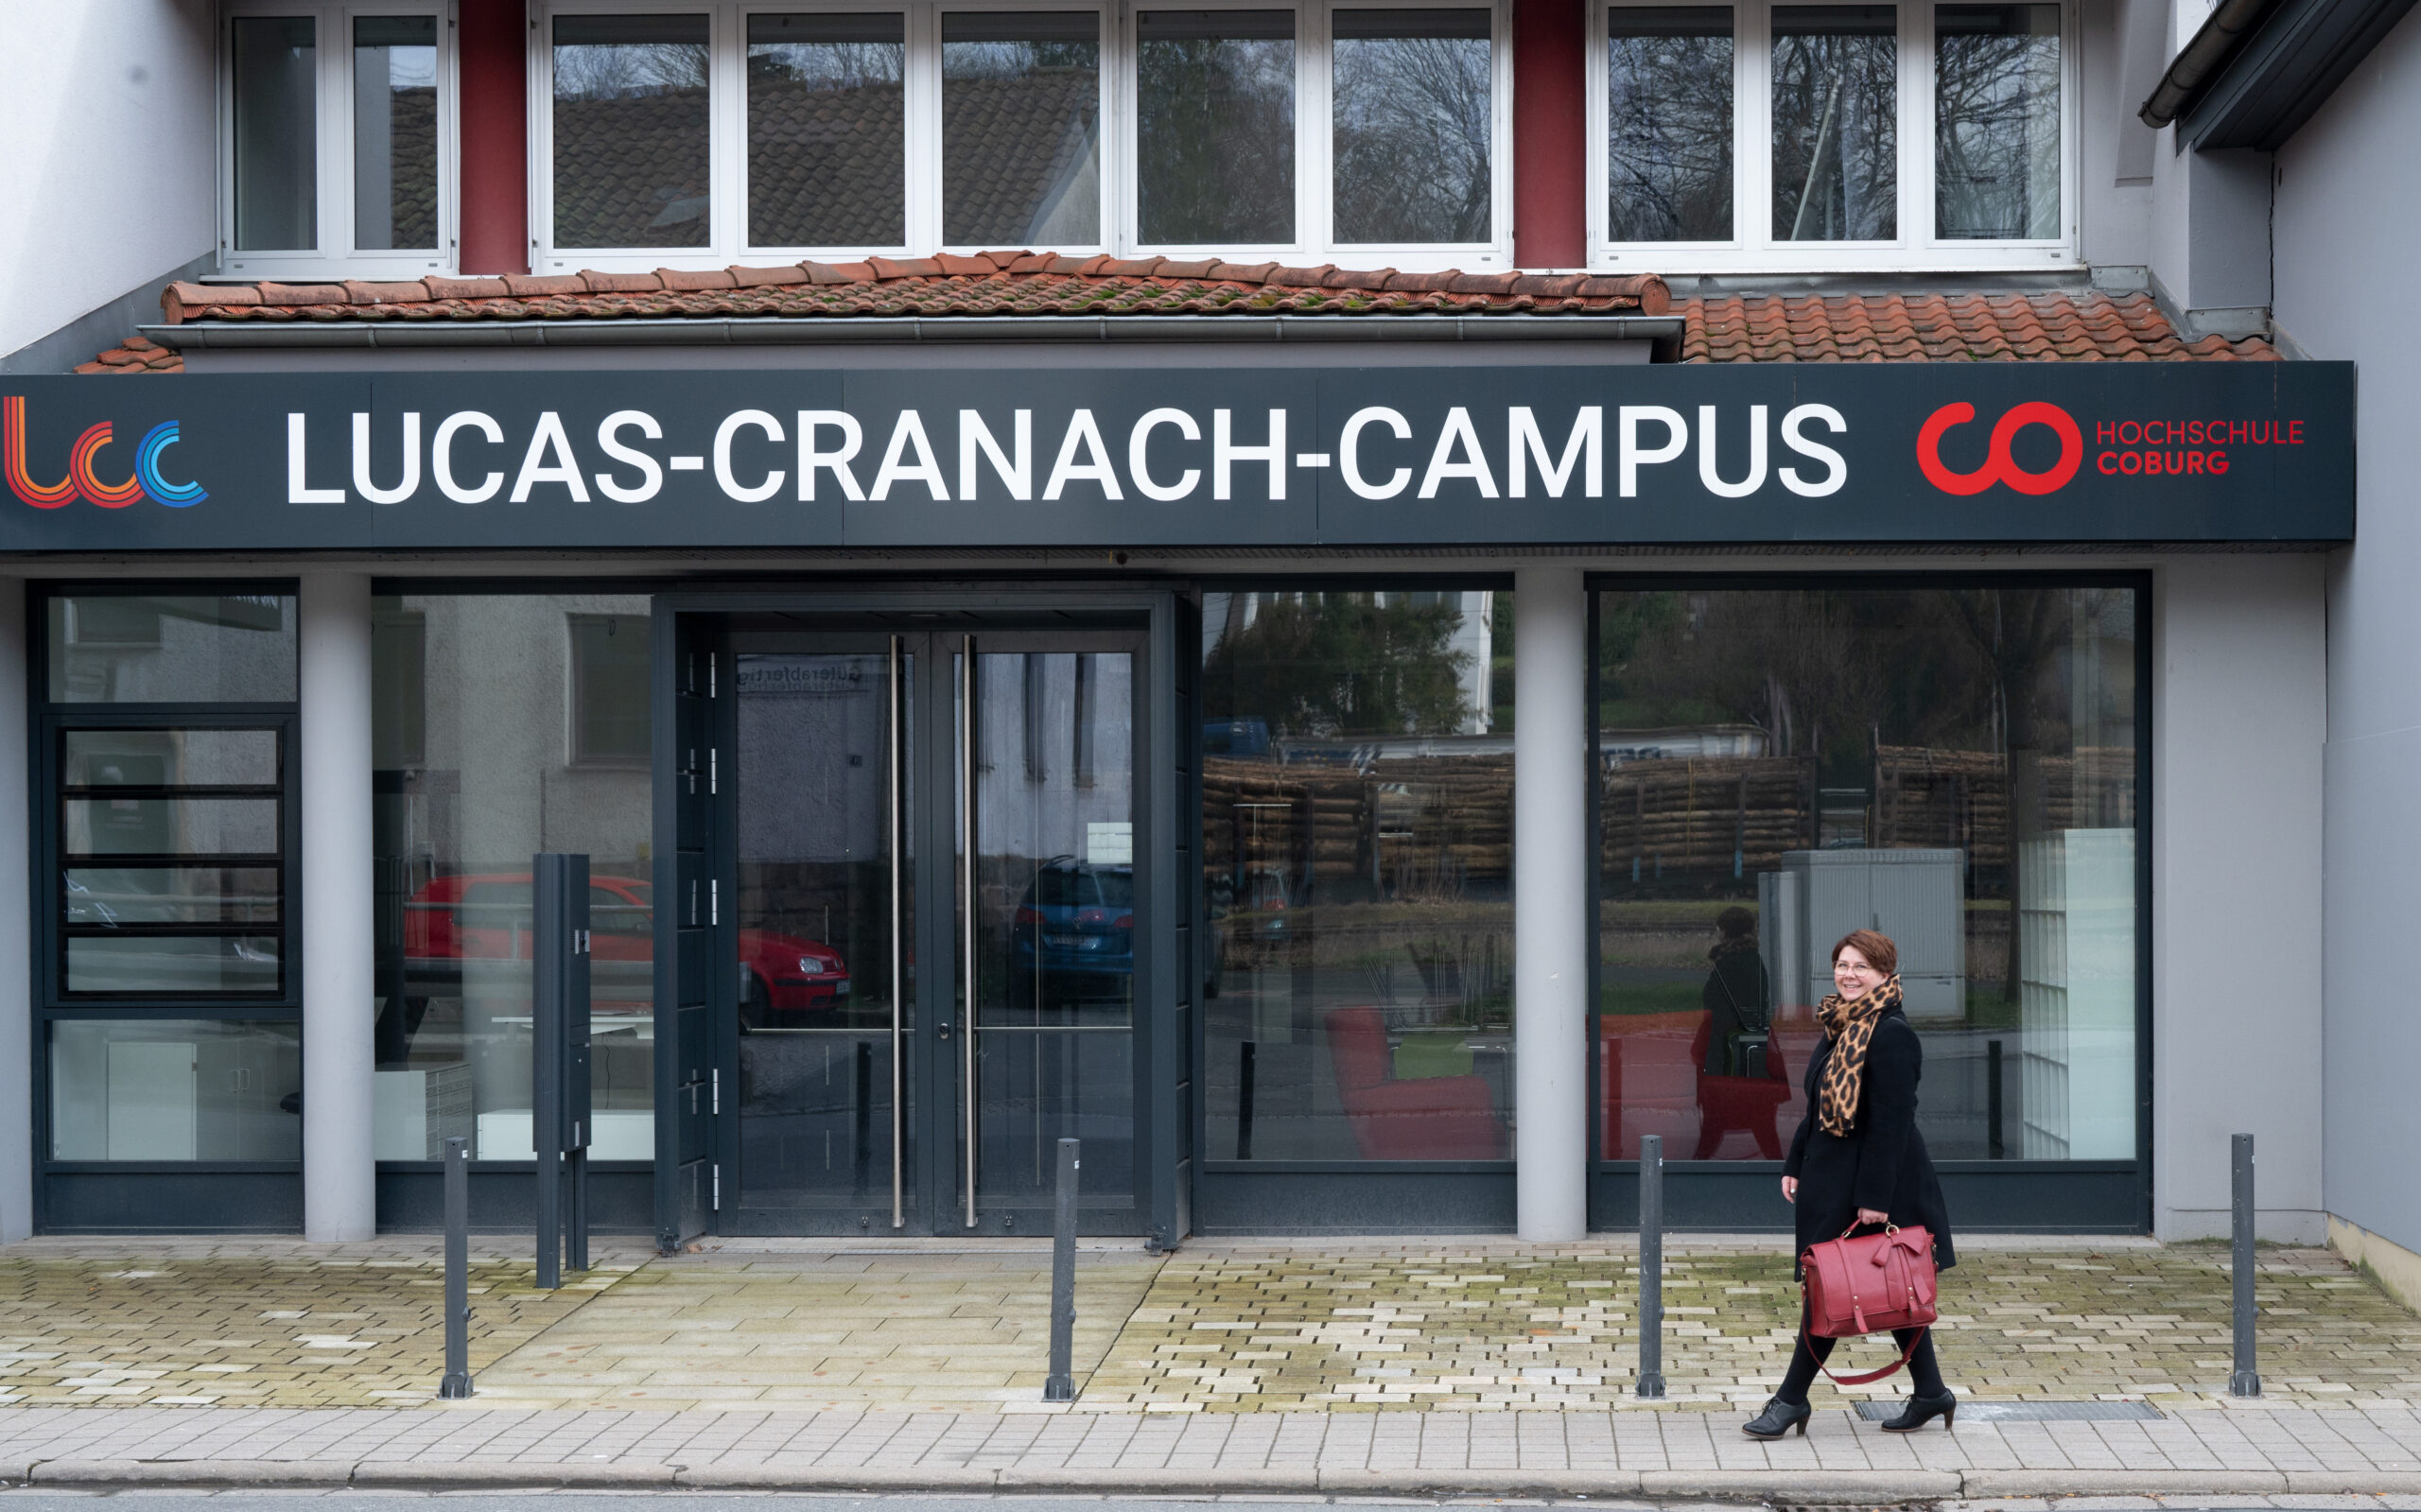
716;622;1143;1235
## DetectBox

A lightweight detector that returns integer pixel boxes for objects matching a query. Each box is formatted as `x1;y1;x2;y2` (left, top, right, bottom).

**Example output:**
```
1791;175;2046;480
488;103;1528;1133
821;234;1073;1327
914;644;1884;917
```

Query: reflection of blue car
1010;858;1134;988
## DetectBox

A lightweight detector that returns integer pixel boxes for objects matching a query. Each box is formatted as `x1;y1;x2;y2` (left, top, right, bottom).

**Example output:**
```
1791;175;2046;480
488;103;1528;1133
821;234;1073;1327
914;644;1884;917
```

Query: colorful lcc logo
3;396;206;508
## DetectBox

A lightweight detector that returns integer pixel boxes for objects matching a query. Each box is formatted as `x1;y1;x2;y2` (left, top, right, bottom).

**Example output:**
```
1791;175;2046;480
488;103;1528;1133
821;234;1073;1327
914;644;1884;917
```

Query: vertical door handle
888;634;907;1230
960;634;979;1229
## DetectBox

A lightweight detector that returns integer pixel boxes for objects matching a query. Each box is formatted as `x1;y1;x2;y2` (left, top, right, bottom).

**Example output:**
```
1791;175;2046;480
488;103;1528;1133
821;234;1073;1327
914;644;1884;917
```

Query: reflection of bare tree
1770;26;1897;240
1934;16;2060;239
1625;593;1886;764
554;41;709;99
1943;589;2065;999
1332;36;1490;243
1608;27;1733;241
1138;38;1295;243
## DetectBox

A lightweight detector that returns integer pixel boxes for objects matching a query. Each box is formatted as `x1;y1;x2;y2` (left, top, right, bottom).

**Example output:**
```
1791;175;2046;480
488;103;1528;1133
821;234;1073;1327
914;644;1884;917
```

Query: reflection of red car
404;873;850;1017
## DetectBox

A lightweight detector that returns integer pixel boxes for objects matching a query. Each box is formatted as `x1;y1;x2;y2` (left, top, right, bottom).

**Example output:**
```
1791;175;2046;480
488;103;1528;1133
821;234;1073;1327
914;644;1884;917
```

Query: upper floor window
222;4;455;278
1593;0;2070;271
532;1;1509;271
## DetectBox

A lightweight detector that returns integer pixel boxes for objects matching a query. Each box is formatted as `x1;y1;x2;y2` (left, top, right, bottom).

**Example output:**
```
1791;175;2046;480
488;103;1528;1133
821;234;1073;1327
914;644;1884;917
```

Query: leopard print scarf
1814;974;1903;1138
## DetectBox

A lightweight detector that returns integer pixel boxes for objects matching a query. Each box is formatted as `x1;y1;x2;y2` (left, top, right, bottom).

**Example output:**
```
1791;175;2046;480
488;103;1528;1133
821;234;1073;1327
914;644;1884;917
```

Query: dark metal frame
649;587;1188;1250
27;581;305;1233
1582;570;2156;1234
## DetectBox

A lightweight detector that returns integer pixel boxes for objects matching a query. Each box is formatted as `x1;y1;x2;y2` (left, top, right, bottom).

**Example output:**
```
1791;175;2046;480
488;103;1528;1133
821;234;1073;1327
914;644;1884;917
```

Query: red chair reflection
1324;1006;1507;1159
1688;1016;1791;1158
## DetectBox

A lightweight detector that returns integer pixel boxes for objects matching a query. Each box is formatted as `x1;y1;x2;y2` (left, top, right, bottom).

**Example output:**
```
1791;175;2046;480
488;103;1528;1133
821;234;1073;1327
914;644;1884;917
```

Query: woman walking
1743;929;1957;1437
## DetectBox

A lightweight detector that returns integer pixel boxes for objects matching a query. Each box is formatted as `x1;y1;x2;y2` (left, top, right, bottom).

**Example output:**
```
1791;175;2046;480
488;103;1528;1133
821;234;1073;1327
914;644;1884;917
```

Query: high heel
1880;1390;1957;1432
1742;1397;1813;1438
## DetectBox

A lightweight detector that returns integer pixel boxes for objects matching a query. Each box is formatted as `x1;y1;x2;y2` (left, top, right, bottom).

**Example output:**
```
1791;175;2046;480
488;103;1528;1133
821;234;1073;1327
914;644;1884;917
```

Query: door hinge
710;746;718;794
709;652;718;695
712;1163;721;1209
710;878;719;926
711;1068;720;1115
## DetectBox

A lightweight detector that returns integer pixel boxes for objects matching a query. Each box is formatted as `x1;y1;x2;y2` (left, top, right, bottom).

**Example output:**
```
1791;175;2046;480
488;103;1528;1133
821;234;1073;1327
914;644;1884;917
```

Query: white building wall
2151;555;2326;1242
2269;5;2421;1258
0;1;216;367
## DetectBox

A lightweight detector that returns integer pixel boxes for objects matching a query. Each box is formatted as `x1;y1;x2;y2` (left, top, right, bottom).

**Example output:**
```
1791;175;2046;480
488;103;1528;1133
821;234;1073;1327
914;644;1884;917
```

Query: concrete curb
21;1458;2421;1499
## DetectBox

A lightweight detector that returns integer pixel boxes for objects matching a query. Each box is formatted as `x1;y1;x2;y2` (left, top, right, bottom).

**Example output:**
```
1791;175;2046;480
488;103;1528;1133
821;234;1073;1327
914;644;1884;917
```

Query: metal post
1986;1039;2005;1160
1044;1137;1080;1401
2232;1132;2260;1397
439;1136;473;1399
1637;1133;1666;1399
1236;1041;1256;1161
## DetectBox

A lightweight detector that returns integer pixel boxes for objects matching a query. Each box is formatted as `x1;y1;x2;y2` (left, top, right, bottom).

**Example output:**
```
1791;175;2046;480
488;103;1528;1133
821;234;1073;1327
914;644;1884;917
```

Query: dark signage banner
0;362;2353;551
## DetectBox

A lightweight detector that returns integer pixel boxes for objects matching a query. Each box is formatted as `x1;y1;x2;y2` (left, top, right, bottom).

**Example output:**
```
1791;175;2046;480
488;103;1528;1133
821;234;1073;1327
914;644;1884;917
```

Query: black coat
1782;1005;1956;1277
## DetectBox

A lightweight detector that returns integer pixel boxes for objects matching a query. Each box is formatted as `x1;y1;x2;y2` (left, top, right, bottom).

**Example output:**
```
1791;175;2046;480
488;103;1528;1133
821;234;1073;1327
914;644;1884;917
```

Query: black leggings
1777;1297;1945;1403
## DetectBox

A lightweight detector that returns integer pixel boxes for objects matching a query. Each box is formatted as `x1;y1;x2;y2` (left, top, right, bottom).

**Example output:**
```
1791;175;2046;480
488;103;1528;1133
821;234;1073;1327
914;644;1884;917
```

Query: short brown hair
1832;929;1899;976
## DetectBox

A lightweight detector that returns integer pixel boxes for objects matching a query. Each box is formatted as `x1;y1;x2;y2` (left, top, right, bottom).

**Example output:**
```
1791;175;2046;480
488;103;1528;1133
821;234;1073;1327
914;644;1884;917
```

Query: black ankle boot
1880;1389;1957;1432
1742;1397;1812;1438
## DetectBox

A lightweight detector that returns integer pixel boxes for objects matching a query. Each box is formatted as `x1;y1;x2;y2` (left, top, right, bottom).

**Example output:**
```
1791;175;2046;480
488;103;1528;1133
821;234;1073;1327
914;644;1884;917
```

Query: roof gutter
141;312;1681;352
2139;0;2279;127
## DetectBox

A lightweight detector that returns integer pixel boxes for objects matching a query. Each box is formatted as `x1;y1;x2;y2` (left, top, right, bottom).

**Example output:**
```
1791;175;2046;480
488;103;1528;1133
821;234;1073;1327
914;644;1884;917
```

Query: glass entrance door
720;622;1144;1235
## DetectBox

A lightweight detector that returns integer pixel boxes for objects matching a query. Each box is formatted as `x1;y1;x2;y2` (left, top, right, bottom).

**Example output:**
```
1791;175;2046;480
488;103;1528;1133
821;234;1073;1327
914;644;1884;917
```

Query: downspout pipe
2139;0;2278;127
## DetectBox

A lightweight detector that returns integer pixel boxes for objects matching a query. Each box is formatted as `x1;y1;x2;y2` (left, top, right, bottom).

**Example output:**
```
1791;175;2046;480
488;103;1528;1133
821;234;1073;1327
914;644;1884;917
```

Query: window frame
1586;0;2078;272
217;0;460;280
529;0;1512;272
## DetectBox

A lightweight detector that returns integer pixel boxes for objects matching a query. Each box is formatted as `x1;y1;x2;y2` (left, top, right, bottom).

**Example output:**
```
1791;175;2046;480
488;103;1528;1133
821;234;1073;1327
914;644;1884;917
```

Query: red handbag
1799;1223;1939;1384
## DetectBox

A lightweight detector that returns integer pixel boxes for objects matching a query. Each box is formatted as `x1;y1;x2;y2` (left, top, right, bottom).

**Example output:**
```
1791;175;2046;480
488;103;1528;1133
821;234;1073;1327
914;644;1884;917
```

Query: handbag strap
1803;1322;1927;1385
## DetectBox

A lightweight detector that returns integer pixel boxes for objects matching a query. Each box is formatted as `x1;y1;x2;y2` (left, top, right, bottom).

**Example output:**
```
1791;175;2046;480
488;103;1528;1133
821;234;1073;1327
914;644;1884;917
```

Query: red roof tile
74;336;183;374
1681;290;2277;362
157;253;1670;326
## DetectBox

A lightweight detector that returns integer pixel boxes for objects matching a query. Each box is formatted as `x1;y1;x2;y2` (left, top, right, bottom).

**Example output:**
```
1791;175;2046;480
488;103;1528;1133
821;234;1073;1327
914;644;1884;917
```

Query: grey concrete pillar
0;578;29;1241
1513;564;1590;1241
301;572;376;1241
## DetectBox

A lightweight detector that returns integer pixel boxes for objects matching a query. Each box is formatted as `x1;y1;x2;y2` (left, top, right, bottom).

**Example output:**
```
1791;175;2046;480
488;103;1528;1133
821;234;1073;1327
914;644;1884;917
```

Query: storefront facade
1;0;2389;1253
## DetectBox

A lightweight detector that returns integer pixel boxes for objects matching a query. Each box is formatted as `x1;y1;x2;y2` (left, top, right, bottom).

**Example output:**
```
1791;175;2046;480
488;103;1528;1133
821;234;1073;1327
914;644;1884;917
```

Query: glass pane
1331;9;1490;244
1608;7;1733;241
733;651;910;1215
1593;586;2139;1163
570;615;651;763
354;16;440;250
374;595;656;1161
943;12;1101;247
66;936;282;995
1137;10;1295;244
967;650;1137;1211
233;16;318;251
63;730;280;789
1935;4;2060;239
748;13;906;248
48;595;297;704
1202;591;1513;1162
50;1019;302;1160
552;14;712;249
67;867;281;926
1770;5;1897;241
63;797;279;858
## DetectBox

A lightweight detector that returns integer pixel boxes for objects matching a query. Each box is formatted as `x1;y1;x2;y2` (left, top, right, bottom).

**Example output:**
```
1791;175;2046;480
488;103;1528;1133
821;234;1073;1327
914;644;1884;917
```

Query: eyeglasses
1833;961;1881;974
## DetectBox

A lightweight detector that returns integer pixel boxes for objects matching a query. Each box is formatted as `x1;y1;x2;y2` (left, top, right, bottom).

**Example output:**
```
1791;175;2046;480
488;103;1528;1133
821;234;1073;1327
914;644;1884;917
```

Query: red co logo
1917;401;2083;495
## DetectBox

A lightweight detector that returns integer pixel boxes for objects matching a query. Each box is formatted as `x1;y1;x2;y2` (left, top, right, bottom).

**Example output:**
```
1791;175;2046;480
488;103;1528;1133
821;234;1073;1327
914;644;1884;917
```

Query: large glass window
749;12;907;249
1202;589;1513;1163
50;1020;304;1162
1136;9;1297;246
552;14;714;250
49;596;298;705
1331;9;1492;245
233;16;319;251
1594;584;2139;1164
944;12;1102;246
1606;6;1733;242
353;16;440;250
373;595;656;1164
1935;3;2060;239
1770;5;1898;242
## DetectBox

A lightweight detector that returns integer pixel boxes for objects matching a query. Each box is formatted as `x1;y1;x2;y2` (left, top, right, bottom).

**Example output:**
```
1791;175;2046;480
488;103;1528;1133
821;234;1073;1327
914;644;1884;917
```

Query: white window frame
218;1;460;280
1587;0;2077;273
531;0;1510;270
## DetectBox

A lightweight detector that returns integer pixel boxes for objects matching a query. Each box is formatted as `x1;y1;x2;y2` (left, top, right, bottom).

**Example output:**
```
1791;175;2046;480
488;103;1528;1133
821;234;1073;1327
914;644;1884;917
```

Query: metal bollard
1045;1138;1080;1401
2232;1132;2260;1397
1637;1133;1666;1399
440;1136;474;1399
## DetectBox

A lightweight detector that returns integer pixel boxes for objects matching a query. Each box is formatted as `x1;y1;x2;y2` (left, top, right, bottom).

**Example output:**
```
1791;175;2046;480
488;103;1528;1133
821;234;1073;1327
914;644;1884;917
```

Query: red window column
458;0;529;276
1511;0;1588;271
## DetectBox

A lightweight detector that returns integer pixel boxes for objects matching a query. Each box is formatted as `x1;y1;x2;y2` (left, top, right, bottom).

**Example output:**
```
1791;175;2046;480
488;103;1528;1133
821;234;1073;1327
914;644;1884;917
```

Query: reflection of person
1701;907;1768;1076
1745;930;1959;1438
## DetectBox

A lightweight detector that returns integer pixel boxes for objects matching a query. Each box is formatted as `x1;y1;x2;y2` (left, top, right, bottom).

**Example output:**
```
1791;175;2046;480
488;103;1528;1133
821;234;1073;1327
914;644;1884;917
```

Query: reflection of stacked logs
1202;755;1514;887
1873;745;2136;864
1600;756;1815;879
